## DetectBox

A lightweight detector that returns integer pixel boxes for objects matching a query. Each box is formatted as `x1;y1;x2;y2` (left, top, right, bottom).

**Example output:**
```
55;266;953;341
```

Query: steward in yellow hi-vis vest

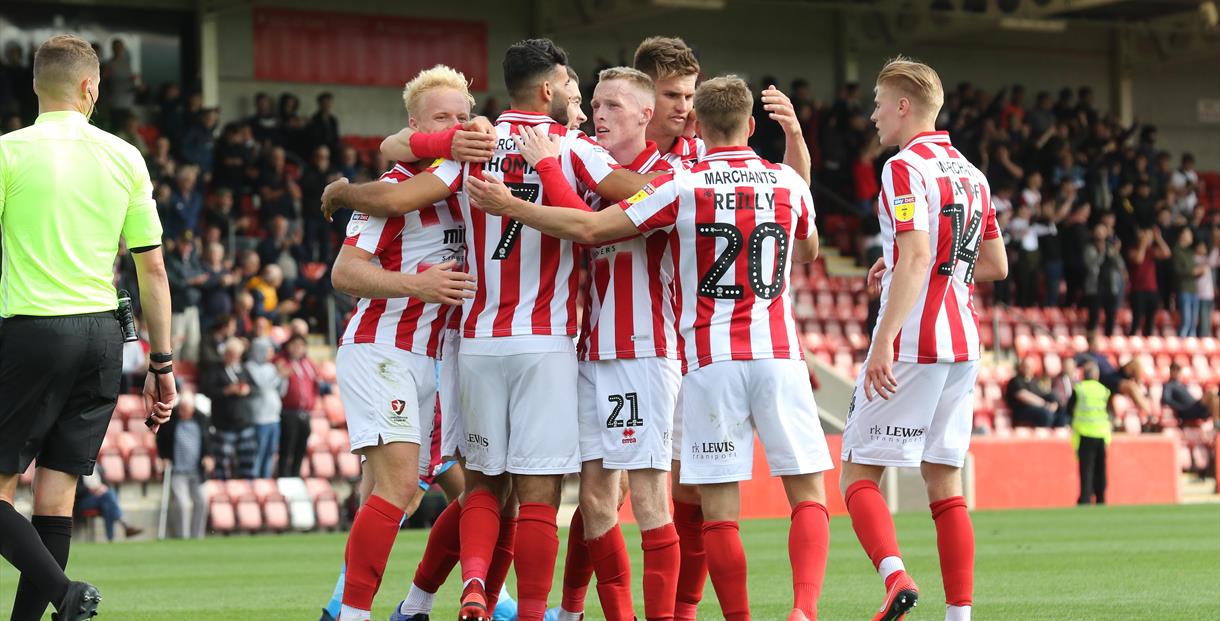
1068;361;1112;505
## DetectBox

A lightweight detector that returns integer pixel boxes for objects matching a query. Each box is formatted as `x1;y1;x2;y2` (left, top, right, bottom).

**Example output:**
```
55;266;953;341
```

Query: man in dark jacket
155;390;213;538
165;234;206;362
202;338;255;479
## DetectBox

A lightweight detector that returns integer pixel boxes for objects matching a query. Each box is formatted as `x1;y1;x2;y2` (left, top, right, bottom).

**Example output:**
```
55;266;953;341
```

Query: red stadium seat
326;429;350;455
315;495;341;530
304;477;333;501
336;451;361;480
98;449;126;484
127;448;153;483
115;394;144;419
208;494;235;533
235;495;262;532
318;360;338;384
311;451;336;480
262;490;290;529
323;395;345;427
115;432;138;459
252;478;280;504
225;479;254;500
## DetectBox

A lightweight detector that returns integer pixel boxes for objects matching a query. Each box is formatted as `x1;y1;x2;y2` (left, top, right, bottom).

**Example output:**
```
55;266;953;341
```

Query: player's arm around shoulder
380;117;495;163
331;243;474;306
320;166;456;221
466;170;644;246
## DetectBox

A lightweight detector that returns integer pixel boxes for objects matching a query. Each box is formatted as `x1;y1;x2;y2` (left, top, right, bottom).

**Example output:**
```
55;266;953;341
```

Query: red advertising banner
252;7;488;90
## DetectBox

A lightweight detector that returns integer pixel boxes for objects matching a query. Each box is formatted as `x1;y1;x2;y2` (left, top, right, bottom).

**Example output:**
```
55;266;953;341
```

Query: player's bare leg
459;468;511;620
780;473;830;621
512;474;563;621
340;440;420;621
576;462;633;621
922;462;973;621
671;459;707;620
697;481;749;621
629;468;680;621
841;461;918;621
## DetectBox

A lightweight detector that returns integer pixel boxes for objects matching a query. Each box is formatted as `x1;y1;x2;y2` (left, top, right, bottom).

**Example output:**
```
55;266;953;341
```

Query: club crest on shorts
390;399;406;415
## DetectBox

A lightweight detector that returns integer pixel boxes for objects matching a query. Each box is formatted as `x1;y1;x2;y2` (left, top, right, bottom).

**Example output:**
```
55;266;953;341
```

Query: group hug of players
315;34;1008;621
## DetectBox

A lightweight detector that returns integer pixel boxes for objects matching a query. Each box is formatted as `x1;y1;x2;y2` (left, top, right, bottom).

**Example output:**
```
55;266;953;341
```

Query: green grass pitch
2;503;1217;620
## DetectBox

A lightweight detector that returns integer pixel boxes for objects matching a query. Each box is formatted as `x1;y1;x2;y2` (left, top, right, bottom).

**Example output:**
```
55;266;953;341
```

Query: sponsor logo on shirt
626;185;654;205
892;195;916;222
346;212;371;237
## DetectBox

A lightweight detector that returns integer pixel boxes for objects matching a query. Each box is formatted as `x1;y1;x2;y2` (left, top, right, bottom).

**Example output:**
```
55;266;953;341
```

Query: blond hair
33;35;99;99
401;65;475;119
875;55;944;120
633;36;700;81
597;66;655;105
693;75;751;139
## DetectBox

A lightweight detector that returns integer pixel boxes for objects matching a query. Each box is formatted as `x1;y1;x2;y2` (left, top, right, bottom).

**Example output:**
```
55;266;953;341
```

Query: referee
0;35;176;621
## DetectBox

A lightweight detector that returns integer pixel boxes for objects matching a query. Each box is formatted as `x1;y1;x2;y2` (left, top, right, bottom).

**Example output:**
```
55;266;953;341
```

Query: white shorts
435;329;463;461
458;338;580;475
578;357;681;471
841;360;979;468
678;359;833;485
336;343;436;453
670;385;685;462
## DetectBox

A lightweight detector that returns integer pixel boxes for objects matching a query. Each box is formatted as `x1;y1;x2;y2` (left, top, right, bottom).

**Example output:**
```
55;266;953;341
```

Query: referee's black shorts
0;312;123;476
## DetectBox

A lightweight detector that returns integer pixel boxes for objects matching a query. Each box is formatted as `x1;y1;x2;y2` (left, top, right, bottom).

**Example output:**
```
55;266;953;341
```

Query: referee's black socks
0;502;71;617
10;514;74;621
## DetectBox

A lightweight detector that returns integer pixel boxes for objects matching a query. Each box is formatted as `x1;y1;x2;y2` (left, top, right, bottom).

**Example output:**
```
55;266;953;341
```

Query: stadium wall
617;434;1180;522
211;3;1218;166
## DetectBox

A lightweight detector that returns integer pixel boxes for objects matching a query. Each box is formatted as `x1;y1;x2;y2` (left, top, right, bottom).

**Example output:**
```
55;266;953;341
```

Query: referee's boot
872;570;918;621
52;581;100;621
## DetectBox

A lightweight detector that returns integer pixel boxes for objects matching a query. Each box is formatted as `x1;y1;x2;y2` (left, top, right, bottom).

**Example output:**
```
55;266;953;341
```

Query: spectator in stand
206;337;256;479
114;110;147;157
247;92;279;146
75;465;142;542
1127;226;1171;336
182;107;219;175
1197;239;1219;338
236;249;261;288
1104;358;1157;430
199;242;236;330
1162;363;1219;426
157;82;186;147
258;146;299;222
199;314;237;385
201;187;240;239
258;214;304;282
1173;228;1204;337
1170;153;1200;217
1027;91;1055;136
851;138;879;215
1083;223;1124;335
277;334;320;478
161;164;203;240
156;389;213;539
246;337;284;479
1061;202;1092;306
100;38;136;125
300;145;341;262
1001;83;1025;128
246;264;299;324
213;121;254;199
233;290;256;339
146;135;175;183
165;233;206;362
1067;361;1111;505
278;93;308;160
1051;356;1077;412
306;92;340;154
1020;171;1043;210
1005;358;1065;427
1036;200;1066;307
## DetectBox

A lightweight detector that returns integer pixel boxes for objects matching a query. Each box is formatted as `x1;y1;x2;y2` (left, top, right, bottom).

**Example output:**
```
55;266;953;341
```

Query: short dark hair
317;92;333;104
503;38;568;100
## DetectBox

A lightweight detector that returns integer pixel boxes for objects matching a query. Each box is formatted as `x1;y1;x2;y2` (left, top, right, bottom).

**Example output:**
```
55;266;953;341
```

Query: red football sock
561;508;593;612
342;494;404;610
413;498;462;593
672;500;707;620
641;523;680;621
587;524;634;621
460;490;501;583
484;516;517;612
790;501;830;618
514;503;560;621
844;480;902;571
931;496;974;607
702;520;749;621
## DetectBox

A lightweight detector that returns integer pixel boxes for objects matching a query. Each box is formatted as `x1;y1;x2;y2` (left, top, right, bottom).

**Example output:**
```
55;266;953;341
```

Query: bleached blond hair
876;55;944;120
597;66;655;107
402;65;475;119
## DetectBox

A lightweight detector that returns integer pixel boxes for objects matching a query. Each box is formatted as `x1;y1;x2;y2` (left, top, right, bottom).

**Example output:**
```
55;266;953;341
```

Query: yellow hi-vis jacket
1071;379;1112;449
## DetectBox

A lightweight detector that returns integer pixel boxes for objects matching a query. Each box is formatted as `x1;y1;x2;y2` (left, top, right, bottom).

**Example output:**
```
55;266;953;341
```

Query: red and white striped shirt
430;110;620;340
621;146;813;373
660;135;705;168
876;131;999;364
339;161;466;358
578;142;678;361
